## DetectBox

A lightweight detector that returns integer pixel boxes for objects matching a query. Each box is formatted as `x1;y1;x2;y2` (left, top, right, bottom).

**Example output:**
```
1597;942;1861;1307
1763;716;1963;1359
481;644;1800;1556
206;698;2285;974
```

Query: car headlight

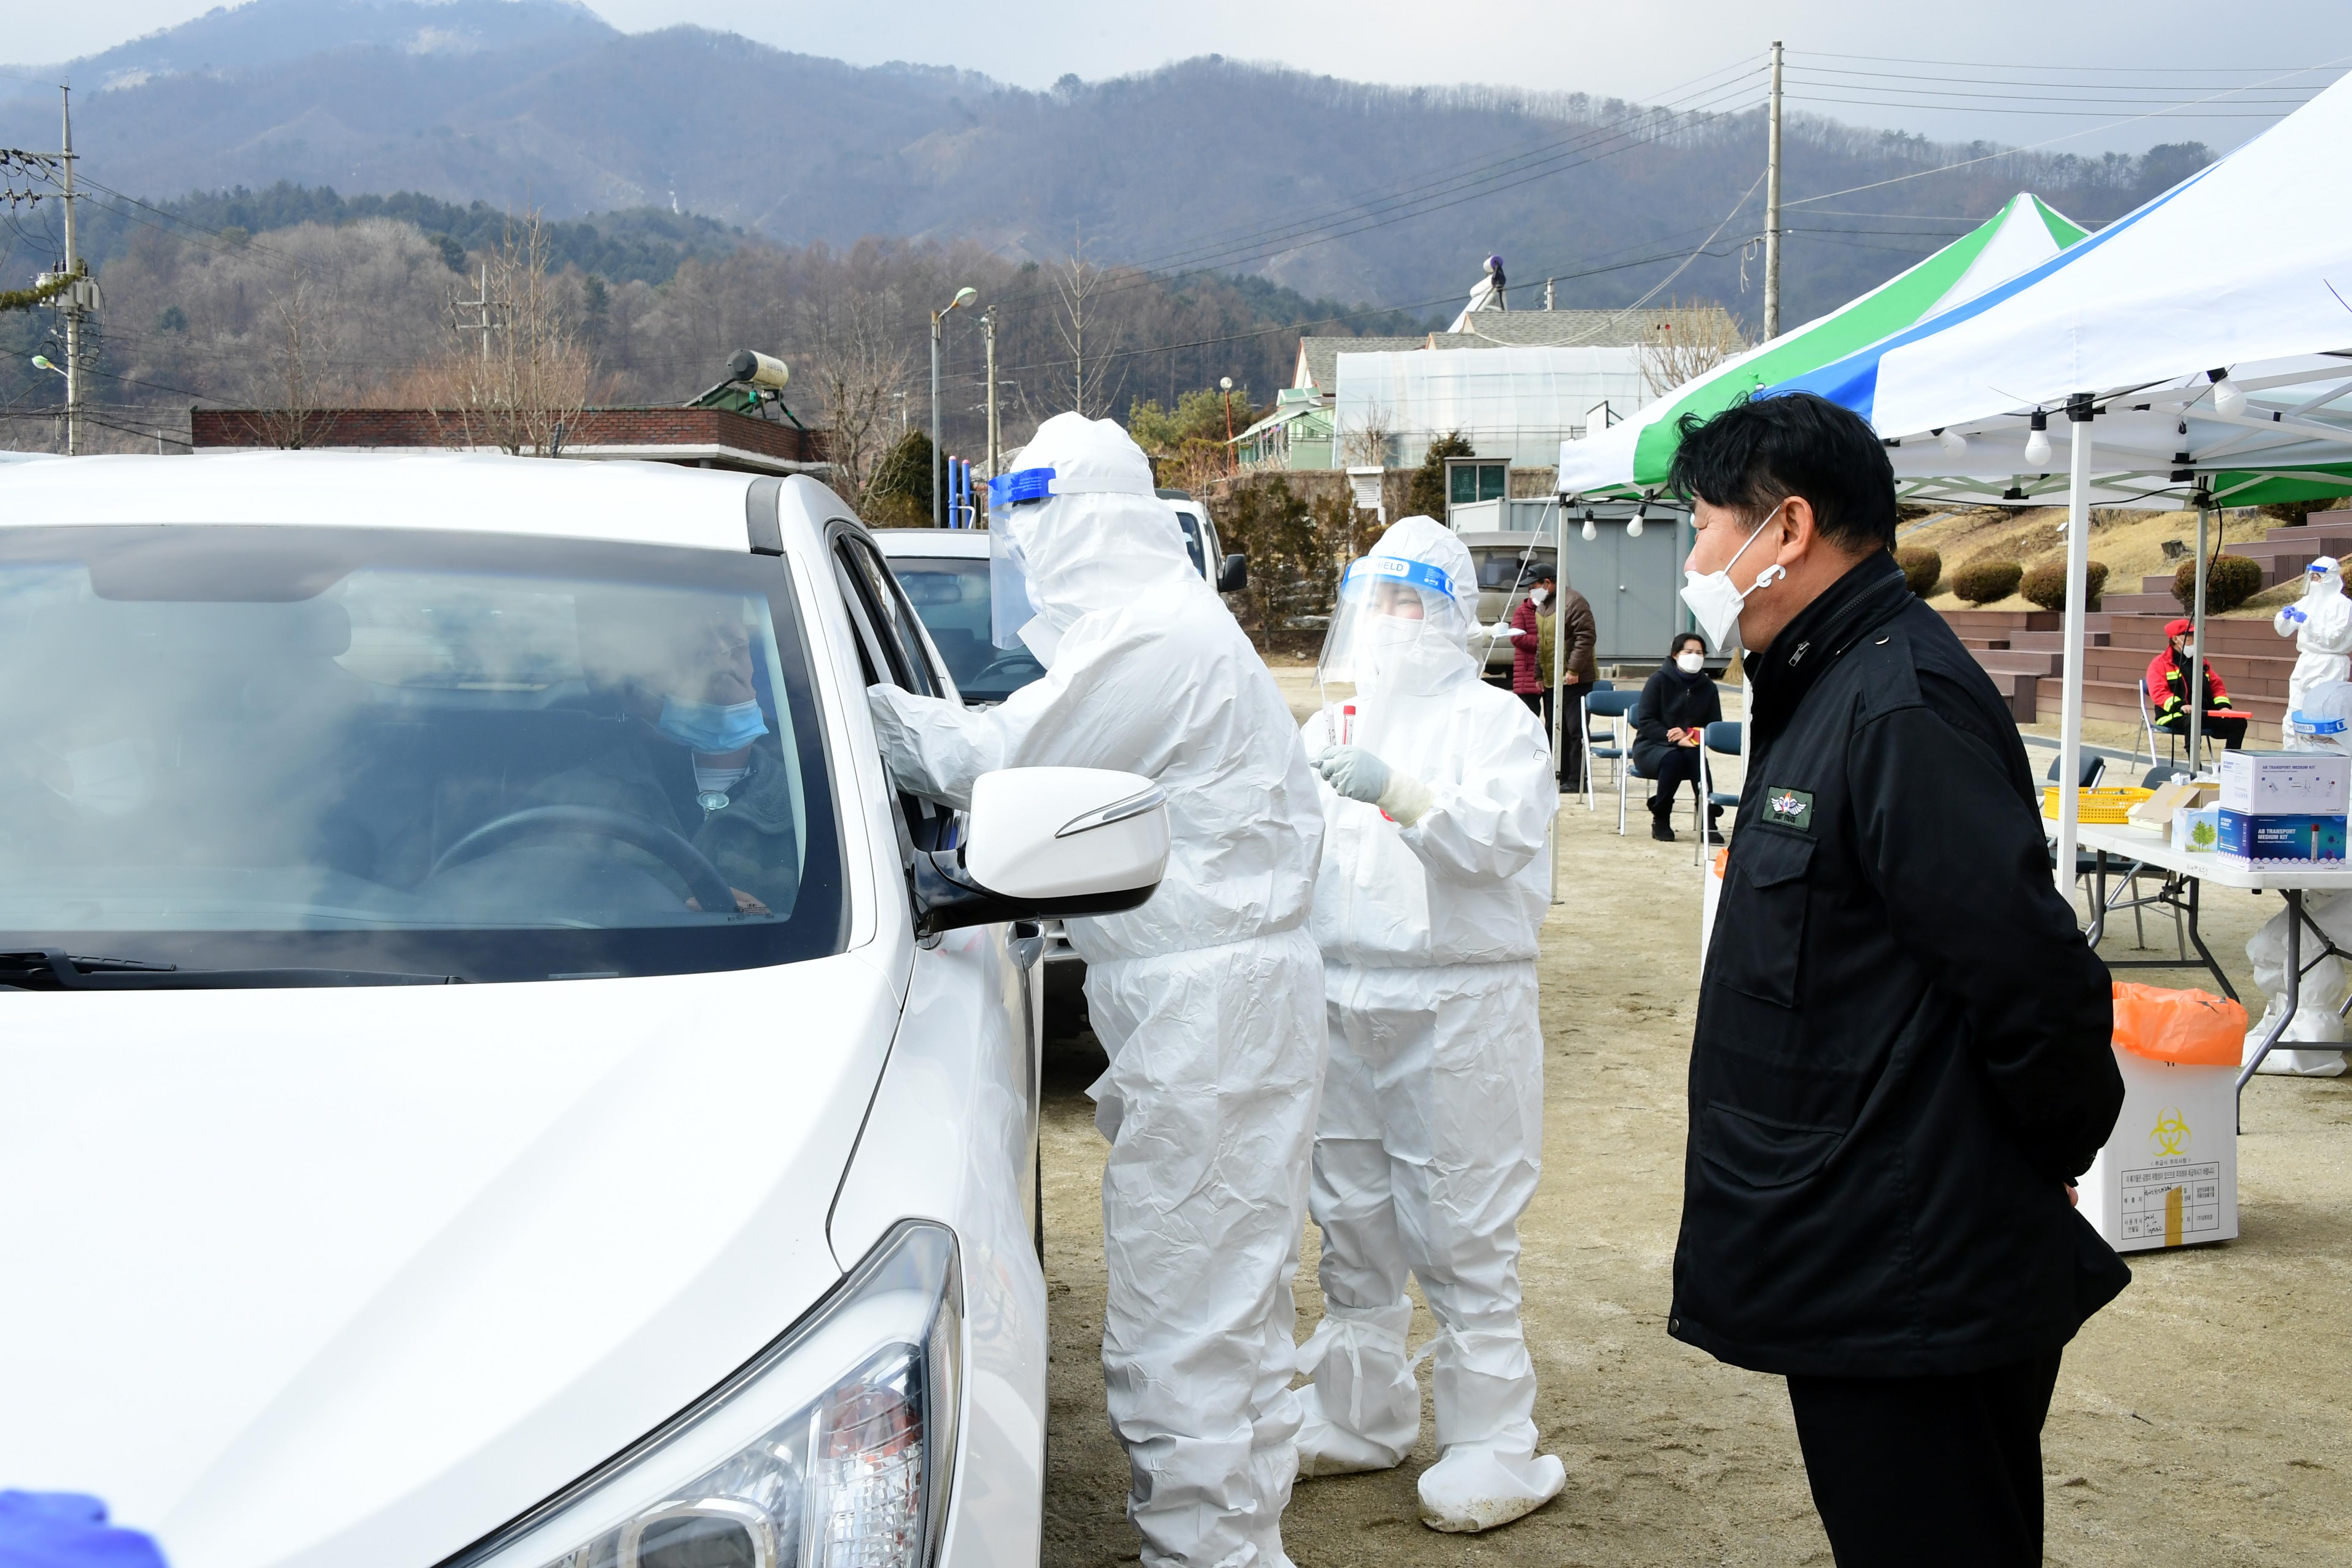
447;1222;962;1568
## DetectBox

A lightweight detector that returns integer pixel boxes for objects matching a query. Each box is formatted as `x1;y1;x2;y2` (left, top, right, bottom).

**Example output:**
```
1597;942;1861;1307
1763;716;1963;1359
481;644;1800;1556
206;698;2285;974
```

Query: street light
931;286;979;525
1220;376;1235;472
30;355;64;378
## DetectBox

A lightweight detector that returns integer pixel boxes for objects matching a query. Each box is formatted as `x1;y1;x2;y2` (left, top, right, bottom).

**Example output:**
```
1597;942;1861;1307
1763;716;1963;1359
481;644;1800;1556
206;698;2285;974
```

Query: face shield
2291;679;2352;752
2311;556;2344;599
1318;554;1469;740
985;467;1050;650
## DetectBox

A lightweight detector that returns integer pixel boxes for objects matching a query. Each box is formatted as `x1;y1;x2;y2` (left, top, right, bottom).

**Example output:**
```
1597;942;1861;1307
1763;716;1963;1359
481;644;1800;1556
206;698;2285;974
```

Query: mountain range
1;0;2218;327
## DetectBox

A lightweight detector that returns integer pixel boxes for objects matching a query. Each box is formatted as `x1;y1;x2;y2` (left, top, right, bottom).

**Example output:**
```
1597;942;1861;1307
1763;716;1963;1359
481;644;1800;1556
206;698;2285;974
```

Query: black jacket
1633;664;1722;776
1670;552;2129;1378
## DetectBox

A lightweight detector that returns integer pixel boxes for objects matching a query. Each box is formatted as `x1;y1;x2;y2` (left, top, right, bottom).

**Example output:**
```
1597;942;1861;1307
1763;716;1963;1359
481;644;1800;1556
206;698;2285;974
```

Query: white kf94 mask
1680;506;1788;651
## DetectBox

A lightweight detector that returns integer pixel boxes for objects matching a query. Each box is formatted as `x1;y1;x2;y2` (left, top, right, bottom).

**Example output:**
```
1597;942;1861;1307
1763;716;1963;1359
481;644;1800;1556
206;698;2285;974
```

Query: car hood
0;952;904;1568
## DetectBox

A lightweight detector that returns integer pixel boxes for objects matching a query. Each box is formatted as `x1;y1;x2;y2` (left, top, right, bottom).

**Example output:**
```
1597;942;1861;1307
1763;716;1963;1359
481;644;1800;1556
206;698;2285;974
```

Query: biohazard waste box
2082;984;2241;1252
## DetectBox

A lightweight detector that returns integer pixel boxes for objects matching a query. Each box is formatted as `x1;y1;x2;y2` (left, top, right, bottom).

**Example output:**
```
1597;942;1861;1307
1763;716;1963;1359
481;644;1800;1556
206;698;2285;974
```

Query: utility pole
58;87;81;455
1764;40;1784;341
1544;277;1555;311
455;264;497;367
982;308;1000;478
929;285;977;526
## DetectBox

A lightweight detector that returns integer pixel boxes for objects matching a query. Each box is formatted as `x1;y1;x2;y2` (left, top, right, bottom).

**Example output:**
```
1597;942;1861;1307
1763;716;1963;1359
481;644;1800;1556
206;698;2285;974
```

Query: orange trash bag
2110;982;2246;1066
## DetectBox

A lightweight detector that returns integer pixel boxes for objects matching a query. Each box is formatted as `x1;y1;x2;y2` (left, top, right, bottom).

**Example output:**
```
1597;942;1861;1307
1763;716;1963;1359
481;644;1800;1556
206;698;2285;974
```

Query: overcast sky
18;0;2352;154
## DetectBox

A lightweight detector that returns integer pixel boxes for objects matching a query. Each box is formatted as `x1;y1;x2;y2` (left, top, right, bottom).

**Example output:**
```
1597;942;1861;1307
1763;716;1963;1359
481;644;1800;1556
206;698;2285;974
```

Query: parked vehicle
1457;530;1559;677
0;451;1171;1568
1155;489;1249;594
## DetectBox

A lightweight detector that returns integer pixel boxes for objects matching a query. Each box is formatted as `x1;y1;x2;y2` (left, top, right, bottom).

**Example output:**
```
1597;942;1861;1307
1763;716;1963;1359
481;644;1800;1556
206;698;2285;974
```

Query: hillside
3;0;2213;321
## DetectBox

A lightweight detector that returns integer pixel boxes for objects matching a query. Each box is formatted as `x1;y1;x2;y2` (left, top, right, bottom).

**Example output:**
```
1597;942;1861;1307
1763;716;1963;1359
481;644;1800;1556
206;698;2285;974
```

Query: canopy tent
1769;70;2352;897
1554;193;2088;499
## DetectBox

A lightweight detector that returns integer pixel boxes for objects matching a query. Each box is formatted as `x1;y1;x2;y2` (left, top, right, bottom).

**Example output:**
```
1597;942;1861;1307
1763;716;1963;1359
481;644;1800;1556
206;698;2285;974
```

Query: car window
837;536;942;699
1475;549;1554;591
1173;511;1208;577
833;536;955;854
888;554;1046;705
0;525;847;983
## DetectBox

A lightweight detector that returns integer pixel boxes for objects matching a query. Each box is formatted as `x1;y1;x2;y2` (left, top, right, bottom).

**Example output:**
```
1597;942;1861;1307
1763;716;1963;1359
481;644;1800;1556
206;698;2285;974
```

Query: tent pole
1549;499;1565;905
2057;395;2095;903
2189;490;2210;767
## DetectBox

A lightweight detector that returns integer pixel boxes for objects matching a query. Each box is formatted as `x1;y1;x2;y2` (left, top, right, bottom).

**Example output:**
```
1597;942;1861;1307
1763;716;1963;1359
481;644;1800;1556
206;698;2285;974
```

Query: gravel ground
1039;673;2352;1565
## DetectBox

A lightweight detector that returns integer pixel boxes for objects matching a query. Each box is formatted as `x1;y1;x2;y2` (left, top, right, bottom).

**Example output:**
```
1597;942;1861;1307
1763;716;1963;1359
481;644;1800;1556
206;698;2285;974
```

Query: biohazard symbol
2149;1106;2191;1158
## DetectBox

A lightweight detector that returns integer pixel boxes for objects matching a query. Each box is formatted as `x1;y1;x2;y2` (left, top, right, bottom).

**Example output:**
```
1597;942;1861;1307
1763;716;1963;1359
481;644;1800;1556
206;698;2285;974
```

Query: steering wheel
429;806;737;914
975;651;1043;687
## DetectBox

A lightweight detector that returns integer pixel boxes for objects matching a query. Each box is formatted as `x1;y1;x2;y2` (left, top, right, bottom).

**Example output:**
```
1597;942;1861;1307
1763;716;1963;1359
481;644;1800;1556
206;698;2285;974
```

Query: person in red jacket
2146;618;2246;750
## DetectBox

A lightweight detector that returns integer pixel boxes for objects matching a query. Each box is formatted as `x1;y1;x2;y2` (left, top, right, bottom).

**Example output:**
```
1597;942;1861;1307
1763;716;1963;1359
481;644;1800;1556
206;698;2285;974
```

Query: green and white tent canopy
1554;193;2088;499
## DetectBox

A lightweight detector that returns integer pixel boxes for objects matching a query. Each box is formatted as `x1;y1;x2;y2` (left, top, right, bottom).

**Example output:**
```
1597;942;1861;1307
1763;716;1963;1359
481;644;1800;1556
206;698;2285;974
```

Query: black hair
1666;390;1898;554
1669;631;1706;658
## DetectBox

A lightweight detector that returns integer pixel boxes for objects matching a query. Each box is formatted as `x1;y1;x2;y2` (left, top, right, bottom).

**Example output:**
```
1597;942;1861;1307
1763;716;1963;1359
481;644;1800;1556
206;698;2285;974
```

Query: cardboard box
2081;1046;2238;1252
2217;750;2351;815
2215;809;2347;863
2132;779;2218;831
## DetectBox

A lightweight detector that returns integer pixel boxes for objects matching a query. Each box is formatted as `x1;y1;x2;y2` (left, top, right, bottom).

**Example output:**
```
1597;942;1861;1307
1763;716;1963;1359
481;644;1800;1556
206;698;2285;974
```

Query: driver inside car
528;593;800;917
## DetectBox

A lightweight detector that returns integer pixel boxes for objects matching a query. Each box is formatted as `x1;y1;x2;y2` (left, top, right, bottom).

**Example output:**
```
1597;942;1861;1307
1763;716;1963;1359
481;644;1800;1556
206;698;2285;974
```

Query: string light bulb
2212;371;2246;419
2023;410;2052;468
1580;507;1597;542
1626;507;1645;539
1938;427;1968;456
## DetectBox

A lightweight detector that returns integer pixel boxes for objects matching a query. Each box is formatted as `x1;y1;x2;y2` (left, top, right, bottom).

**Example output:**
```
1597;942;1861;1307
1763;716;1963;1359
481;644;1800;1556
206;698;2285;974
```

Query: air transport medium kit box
2216;810;2347;864
2081;1048;2239;1252
2217;751;2350;815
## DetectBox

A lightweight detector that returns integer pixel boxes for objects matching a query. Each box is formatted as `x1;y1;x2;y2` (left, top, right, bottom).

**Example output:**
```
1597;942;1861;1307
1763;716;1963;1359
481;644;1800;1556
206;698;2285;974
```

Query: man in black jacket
1666;393;2129;1566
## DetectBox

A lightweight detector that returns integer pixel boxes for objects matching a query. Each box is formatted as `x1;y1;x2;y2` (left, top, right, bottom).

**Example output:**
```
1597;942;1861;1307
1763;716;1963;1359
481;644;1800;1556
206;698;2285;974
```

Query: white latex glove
1314;745;1435;827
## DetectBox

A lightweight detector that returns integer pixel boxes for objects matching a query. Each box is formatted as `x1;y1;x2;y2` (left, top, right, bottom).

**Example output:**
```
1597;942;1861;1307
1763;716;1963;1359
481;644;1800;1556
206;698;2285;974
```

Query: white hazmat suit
867;413;1326;1568
1293;516;1565;1533
2275;557;2352;740
2243;679;2352;1077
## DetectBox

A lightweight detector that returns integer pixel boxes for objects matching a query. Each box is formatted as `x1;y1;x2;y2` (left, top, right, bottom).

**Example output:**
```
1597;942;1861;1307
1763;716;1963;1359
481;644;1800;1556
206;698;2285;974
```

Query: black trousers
2157;715;2247;751
1518;690;1586;786
1642;745;1704;814
1786;1349;2063;1568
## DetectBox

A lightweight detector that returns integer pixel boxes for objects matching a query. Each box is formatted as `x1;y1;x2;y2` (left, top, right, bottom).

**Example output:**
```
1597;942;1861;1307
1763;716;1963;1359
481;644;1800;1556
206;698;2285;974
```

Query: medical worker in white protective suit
866;412;1327;1568
2275;557;2352;739
1293;516;1565;1533
2243;679;2352;1077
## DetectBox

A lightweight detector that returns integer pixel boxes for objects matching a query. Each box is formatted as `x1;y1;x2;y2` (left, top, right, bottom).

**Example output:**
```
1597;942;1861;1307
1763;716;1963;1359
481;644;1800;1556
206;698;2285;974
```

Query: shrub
2020;559;2108;612
1952;559;2023;604
1405;432;1474;520
2173;553;2265;613
1894;545;1942;596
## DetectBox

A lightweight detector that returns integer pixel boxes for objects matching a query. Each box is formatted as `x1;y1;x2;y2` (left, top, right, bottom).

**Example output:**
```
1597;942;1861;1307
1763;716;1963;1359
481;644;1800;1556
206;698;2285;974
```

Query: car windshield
887;554;1045;704
0;525;845;983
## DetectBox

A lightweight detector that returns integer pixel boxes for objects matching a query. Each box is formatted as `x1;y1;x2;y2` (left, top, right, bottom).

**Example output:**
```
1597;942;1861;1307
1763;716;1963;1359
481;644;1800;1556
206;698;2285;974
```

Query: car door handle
1008;920;1046;969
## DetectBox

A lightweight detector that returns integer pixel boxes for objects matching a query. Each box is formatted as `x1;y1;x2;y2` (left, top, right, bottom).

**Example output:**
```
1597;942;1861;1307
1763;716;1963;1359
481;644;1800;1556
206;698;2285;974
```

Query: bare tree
1054;229;1127;419
800;288;912;504
1339;402;1395;471
1637;302;1749;399
255;272;332;449
405;211;591;455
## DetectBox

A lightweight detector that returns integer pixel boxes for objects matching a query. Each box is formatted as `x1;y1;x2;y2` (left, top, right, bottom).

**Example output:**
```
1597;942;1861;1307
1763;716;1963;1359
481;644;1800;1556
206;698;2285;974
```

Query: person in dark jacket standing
1632;632;1721;841
1666;392;2128;1568
1508;565;1598;787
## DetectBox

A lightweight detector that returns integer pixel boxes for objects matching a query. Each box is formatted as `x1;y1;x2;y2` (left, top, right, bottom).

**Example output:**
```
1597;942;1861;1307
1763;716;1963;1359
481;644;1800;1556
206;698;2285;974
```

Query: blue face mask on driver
656;697;769;754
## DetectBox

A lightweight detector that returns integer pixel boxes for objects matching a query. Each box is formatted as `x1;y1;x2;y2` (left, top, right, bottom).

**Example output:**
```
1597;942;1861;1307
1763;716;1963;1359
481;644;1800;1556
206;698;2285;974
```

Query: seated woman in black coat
1633;631;1724;843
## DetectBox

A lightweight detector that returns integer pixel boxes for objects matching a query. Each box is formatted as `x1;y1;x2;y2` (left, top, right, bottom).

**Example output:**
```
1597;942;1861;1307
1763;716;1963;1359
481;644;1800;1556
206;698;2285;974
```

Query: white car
0;452;1171;1568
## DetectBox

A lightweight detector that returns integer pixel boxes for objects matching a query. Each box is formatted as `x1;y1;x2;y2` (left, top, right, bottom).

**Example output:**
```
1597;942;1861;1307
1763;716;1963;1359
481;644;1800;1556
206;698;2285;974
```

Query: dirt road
1039;716;2352;1564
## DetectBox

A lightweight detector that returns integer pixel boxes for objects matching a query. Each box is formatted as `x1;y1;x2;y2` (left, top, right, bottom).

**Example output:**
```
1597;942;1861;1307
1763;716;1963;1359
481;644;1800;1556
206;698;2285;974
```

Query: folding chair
2137;678;2214;774
1570;679;1612;809
1696;719;1741;862
1583;689;1639;825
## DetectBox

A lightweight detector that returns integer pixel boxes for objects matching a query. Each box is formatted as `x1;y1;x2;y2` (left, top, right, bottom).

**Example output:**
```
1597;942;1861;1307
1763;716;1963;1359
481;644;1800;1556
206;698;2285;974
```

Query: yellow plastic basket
2042;785;2155;824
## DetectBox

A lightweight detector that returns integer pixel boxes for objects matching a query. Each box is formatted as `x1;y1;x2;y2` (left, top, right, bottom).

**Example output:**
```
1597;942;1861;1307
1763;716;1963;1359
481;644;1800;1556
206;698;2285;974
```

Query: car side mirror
910;766;1170;937
1217;552;1248;593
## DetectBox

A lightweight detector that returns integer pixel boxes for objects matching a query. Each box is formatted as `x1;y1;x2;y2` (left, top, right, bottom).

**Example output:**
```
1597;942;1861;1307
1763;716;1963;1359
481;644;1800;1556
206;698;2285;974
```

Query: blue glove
0;1493;167;1568
2284;605;2308;624
1315;744;1392;805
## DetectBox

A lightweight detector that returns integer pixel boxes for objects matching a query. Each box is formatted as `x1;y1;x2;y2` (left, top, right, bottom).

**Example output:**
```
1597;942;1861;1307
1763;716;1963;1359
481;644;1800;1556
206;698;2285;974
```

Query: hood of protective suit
2309;557;2344;598
1361;516;1479;702
997;414;1200;663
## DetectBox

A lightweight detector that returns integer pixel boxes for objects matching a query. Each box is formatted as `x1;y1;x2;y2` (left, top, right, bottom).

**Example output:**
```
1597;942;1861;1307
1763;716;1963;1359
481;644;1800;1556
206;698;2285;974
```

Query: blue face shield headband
986;466;1056;509
1339;555;1456;603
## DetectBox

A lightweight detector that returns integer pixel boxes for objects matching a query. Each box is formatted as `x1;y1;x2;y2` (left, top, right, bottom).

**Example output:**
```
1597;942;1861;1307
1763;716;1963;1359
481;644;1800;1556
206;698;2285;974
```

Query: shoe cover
1293;1299;1418;1475
1415;1443;1566;1533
